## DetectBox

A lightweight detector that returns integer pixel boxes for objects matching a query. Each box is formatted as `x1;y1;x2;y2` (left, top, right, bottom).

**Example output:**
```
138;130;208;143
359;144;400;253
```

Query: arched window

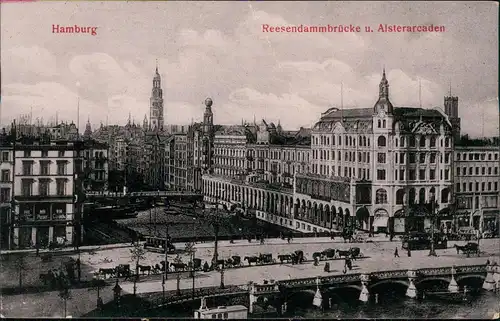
378;136;386;147
395;138;398;147
396;189;405;205
363;136;367;146
419;188;426;204
378;120;381;128
445;137;450;147
383;120;386;128
419;136;426;147
441;188;449;203
409;136;416;147
409;188;416;205
375;189;388;204
430;136;436;147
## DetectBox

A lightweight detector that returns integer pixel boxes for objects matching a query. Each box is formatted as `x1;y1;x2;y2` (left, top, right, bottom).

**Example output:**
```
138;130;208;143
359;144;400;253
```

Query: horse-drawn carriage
454;242;480;257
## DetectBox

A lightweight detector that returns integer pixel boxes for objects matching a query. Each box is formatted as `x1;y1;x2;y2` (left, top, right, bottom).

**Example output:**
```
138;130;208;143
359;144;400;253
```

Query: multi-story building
454;145;500;233
82;139;109;192
202;70;459;235
295;70;455;234
10;135;84;249
166;133;188;190
142;133;168;190
186;123;204;192
213;125;251;178
0;133;14;249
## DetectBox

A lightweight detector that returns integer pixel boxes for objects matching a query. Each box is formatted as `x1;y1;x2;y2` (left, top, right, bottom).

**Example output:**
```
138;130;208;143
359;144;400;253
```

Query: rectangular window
377;169;386;181
57;162;67;175
409;170;416;180
463;182;466;192
2;152;9;161
409;153;416;163
56;179;66;196
24;150;31;157
39;179;49;196
419;153;426;163
399;152;405;164
399;169;405;180
377;153;386;164
456;183;460;192
419;169;426;180
40;161;50;175
1;170;10;182
41;150;48;158
430;153;436;163
22;161;33;175
445;169;449;180
21;179;33;196
0;188;10;202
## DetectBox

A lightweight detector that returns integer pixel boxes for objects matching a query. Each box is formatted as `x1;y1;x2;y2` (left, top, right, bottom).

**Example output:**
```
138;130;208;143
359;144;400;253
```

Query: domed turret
205;98;213;107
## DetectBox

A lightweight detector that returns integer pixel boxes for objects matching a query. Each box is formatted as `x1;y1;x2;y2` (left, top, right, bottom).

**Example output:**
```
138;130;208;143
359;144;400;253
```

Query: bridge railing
85;191;203;197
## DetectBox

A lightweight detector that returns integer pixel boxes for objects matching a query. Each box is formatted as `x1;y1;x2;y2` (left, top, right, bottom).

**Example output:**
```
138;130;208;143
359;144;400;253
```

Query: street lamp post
428;192;437;257
191;217;196;300
220;264;225;289
212;188;224;265
165;223;169;280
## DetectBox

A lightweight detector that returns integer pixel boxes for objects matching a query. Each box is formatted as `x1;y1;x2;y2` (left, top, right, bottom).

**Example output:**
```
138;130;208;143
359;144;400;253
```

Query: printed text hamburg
262;24;445;33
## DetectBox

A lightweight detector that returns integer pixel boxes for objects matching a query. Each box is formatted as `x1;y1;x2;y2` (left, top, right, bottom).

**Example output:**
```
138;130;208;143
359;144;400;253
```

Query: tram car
143;236;176;253
402;231;448;251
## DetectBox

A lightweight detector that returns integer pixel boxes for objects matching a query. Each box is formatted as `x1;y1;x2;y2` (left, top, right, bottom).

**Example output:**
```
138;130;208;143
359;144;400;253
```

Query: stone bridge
85;190;203;204
248;263;500;313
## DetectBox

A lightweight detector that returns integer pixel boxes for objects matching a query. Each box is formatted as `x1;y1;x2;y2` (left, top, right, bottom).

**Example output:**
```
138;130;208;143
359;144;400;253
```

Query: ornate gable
412;122;438;135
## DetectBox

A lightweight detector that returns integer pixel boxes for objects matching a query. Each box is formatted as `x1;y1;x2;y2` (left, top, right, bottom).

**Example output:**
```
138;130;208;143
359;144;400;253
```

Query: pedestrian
394;248;399;258
407;248;411;257
314;256;319;266
287;236;291;244
324;262;330;273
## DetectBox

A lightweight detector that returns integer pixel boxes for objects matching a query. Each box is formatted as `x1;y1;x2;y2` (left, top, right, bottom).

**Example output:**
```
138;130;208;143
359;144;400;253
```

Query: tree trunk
19;270;22;289
176;273;181;295
213;224;219;264
64;299;67;318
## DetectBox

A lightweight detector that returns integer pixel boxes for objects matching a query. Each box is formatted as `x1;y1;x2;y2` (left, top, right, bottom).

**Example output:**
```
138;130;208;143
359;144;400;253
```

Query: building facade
0;134;13;249
10;136;84;249
82;139;109;192
201;70;461;235
300;70;455;234
454;145;500;234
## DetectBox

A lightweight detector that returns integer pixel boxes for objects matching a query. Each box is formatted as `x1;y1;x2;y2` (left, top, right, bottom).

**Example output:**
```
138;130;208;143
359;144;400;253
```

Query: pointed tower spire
374;67;393;114
419;78;422;108
128;111;131;126
156;58;158;74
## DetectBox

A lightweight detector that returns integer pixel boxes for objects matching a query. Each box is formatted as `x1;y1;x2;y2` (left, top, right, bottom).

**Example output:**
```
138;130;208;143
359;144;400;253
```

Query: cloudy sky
1;1;498;137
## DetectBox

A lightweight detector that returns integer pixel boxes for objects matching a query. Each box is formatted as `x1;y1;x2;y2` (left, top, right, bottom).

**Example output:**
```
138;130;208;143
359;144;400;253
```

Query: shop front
372;209;389;233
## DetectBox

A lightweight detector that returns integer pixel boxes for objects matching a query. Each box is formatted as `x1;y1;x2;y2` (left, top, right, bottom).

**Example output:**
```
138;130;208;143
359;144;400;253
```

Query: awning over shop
373;216;389;227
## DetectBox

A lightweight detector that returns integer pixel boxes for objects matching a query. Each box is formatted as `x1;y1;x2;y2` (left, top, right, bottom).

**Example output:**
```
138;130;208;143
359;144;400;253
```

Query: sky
1;1;498;137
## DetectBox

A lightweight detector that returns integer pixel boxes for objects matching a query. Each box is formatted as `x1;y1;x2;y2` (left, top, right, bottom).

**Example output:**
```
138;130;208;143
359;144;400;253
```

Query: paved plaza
1;237;498;318
117;238;500;294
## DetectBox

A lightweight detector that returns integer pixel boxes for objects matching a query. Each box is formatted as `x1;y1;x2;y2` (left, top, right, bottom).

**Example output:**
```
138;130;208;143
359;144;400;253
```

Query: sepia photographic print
0;1;499;319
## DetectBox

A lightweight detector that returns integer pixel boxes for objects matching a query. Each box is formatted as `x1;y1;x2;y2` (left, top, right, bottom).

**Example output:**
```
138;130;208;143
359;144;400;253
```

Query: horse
321;249;336;259
244;256;259;266
99;268;116;278
336;249;351;258
455;243;479;256
349;247;362;260
277;254;293;264
170;262;187;271
291;250;305;264
138;265;151;275
312;252;324;261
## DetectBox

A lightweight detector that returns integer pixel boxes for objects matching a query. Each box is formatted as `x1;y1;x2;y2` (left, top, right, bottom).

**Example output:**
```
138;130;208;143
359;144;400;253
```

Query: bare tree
58;274;72;317
129;243;146;296
14;255;28;289
185;241;196;278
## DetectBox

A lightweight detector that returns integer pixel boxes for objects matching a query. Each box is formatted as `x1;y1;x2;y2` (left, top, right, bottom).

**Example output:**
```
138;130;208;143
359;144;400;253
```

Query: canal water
279;291;499;319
